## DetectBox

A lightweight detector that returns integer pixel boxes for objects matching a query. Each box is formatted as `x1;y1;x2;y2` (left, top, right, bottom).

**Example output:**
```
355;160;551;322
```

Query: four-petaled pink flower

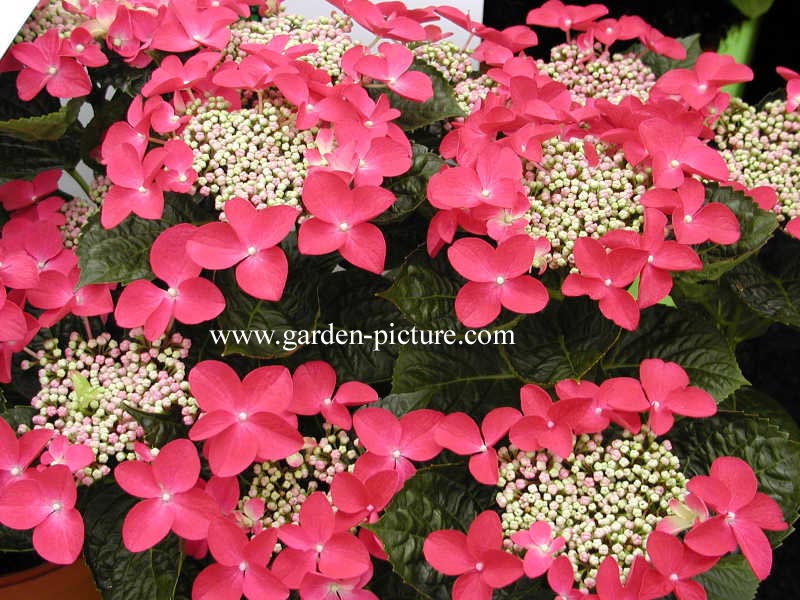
291;361;377;430
11;29;91;100
0;419;51;490
297;171;395;274
187;197;298;301
114;438;218;552
511;521;566;579
114;224;225;341
685;456;787;580
188;360;303;477
641;531;718;600
423;510;523;600
192;518;289;600
546;555;589;600
354;43;433;102
434;408;521;485
0;464;84;564
447;235;549;328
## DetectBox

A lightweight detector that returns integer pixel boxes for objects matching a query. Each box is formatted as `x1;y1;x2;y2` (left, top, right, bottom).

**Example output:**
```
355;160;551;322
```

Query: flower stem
66;168;92;198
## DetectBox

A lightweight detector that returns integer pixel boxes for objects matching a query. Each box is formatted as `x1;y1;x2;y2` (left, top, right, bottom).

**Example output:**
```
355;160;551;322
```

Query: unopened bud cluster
497;430;685;592
182;93;315;212
15;0;80;43
244;423;361;528
60;196;97;249
225;12;354;80
454;74;496;113
714;97;800;219
414;41;474;85
537;43;655;105
20;331;197;484
524;136;647;267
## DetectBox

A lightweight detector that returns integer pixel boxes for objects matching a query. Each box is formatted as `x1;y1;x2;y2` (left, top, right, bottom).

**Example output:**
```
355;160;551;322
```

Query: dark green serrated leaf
76;194;214;287
316;270;401;386
637;34;703;77
678;184;778;284
0;97;83;142
383;61;466;131
375;144;444;225
724;251;800;329
729;0;774;18
0;404;36;430
215;237;338;358
381;340;520;418
122;404;189;448
366;466;486;600
0;525;33;553
0;125;82;181
721;387;800;442
82;483;186;600
670;410;800;546
602;306;748;402
696;554;759;600
505;297;620;386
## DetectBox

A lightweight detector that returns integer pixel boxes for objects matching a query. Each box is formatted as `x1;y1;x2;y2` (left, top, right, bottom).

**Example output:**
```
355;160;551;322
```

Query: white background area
0;0;40;58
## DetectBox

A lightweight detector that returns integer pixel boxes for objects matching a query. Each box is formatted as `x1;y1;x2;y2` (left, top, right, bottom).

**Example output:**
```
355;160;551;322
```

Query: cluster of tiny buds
14;0;80;43
59;196;97;249
453;74;496;114
714;97;800;220
496;429;686;592
225;11;354;80
537;43;656;105
243;423;361;528
524;136;648;268
19;330;197;484
413;41;475;85
181;92;315;213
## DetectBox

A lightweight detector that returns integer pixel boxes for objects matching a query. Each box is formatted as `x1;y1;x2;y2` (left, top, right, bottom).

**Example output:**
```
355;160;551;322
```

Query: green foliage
122;404;189;449
0;98;83;142
376;144;444;225
384;62;466;131
696;555;760;600
729;0;774;18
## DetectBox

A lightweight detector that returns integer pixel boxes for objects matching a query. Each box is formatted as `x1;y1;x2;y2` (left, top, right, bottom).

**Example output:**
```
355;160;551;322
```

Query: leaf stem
67;167;93;198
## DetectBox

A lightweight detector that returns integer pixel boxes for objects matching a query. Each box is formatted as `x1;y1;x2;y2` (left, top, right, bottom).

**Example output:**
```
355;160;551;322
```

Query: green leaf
382;340;520;418
375;144;444;225
696;554;759;600
0;394;36;430
0;98;83;142
721;386;800;442
729;0;774;18
316;270;402;386
379;253;462;331
366;466;487;600
678;184;778;283
82;483;188;600
638;34;702;77
80;91;130;171
670;410;800;545
383;61;467;131
602;306;748;402
0;525;33;552
724;251;800;329
70;373;104;414
122;404;189;448
76;194;214;287
215;237;338;358
505;297;620;386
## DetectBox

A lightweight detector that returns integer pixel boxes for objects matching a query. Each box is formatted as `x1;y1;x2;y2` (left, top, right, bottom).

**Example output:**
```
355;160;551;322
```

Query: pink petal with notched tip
173;277;225;324
340;222;387;274
192;563;243;600
33;507;84;565
186;222;246;270
455;281;502;328
114;460;161;498
297;218;347;255
499;276;548;314
423;529;473;575
235;246;288;301
319;532;371;579
188;360;244;413
122;498;174;552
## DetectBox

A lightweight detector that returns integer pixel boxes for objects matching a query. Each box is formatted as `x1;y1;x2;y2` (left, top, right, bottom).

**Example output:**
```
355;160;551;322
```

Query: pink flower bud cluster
14;0;81;43
496;430;686;592
714;97;800;220
58;195;97;249
182;93;315;212
225;11;355;80
21;330;197;483
243;424;361;528
413;40;474;84
524;136;648;268
537;42;655;105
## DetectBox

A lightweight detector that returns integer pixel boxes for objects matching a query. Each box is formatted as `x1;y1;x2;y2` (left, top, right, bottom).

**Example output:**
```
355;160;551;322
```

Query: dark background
482;1;800;598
